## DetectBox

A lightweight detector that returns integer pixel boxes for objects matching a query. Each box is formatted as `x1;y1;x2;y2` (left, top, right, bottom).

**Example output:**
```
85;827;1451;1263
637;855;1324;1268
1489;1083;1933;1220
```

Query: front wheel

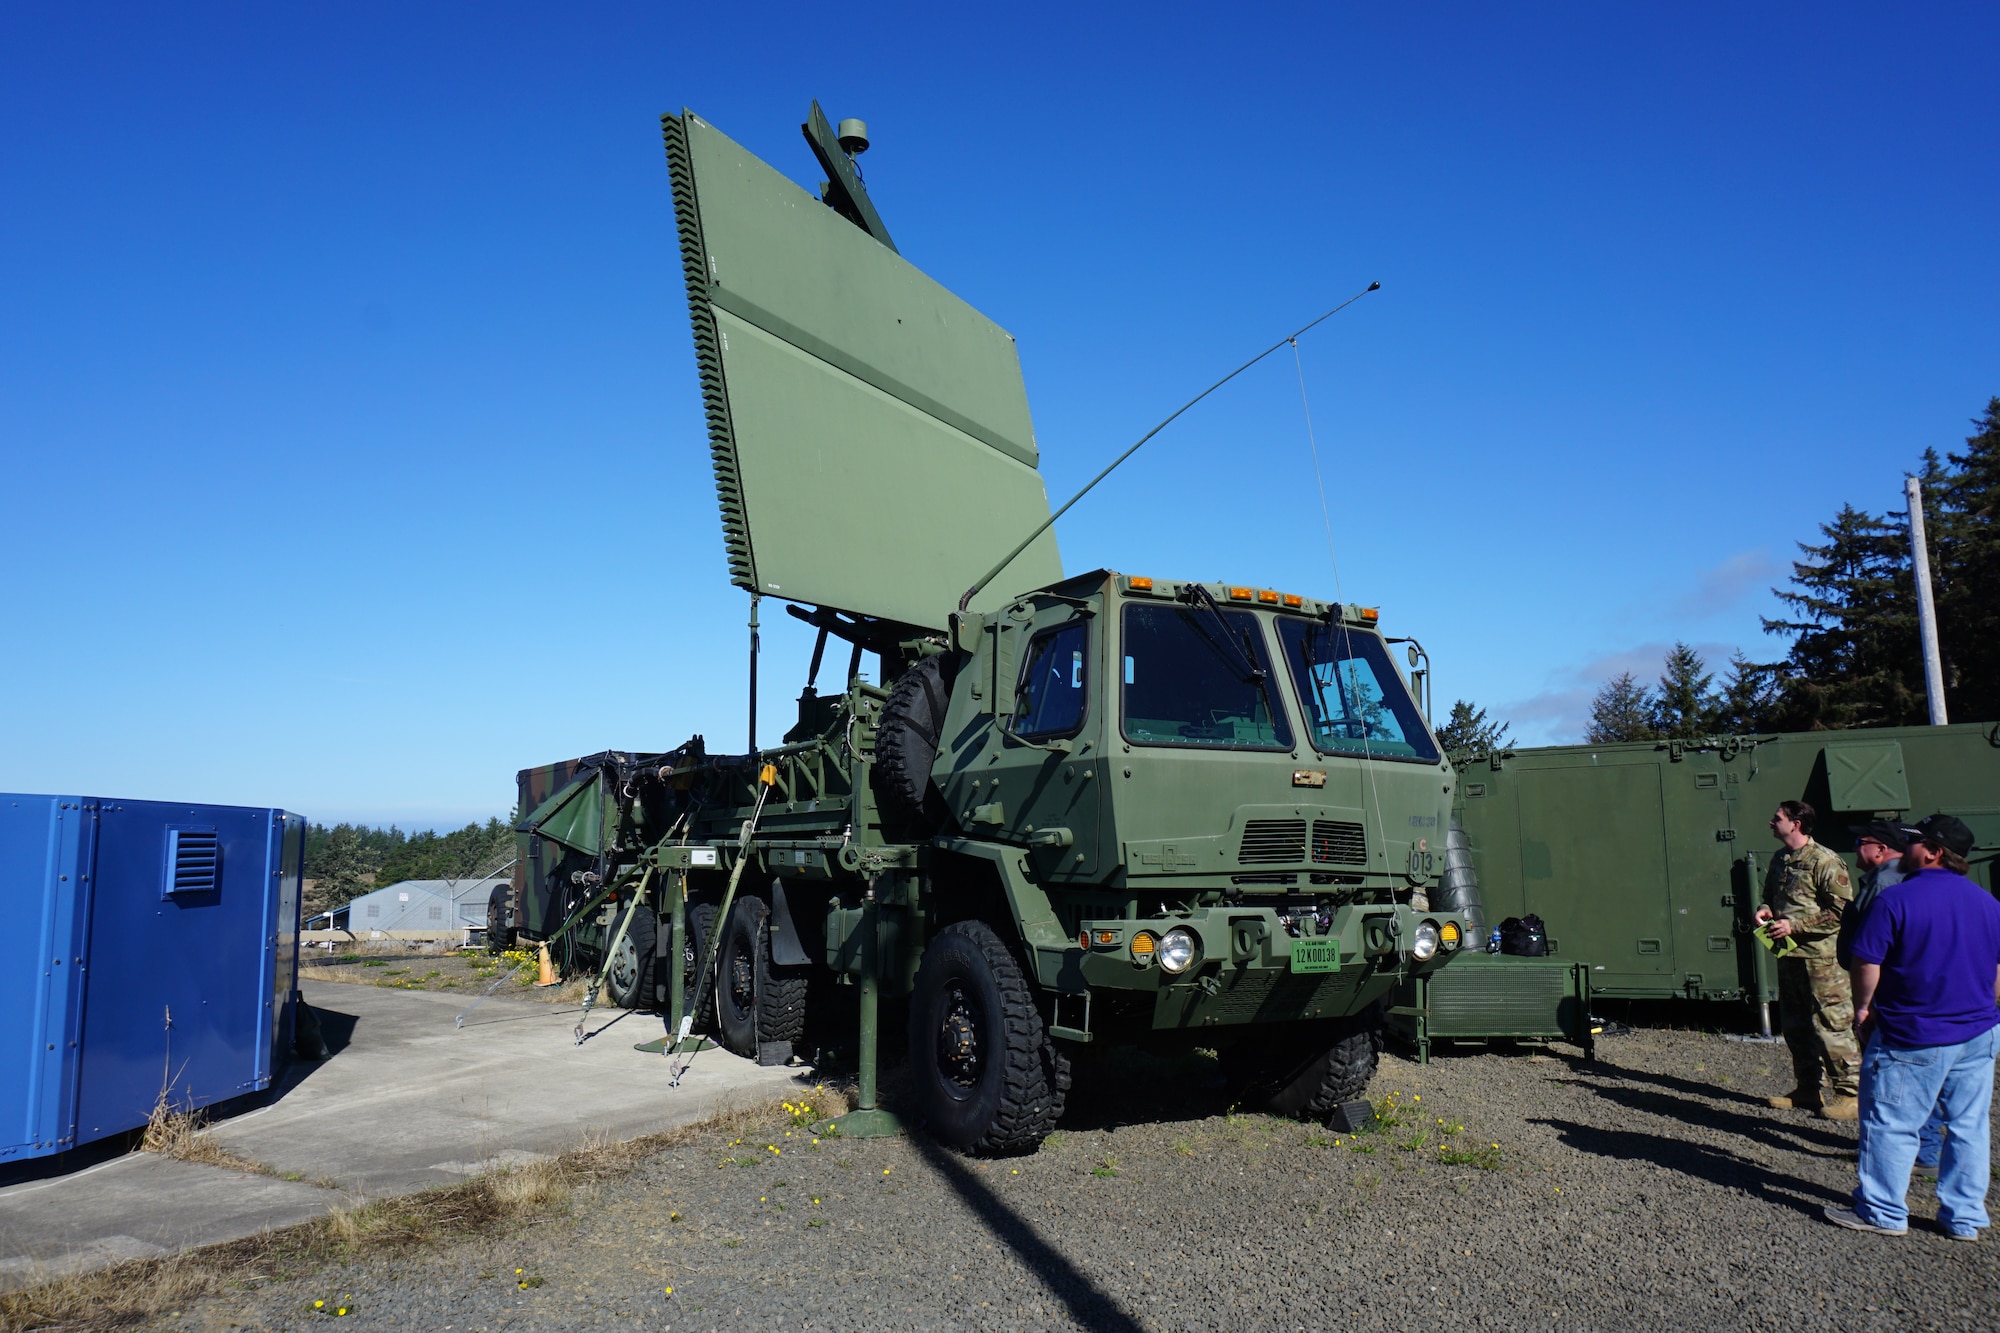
907;919;1069;1156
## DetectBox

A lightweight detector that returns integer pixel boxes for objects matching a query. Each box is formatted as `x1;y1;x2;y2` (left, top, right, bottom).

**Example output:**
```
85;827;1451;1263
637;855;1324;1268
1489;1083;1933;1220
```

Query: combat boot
1766;1088;1821;1110
1817;1096;1860;1121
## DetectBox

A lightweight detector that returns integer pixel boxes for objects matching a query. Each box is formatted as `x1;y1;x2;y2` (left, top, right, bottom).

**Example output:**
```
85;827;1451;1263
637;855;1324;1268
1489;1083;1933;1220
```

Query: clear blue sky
3;4;1995;828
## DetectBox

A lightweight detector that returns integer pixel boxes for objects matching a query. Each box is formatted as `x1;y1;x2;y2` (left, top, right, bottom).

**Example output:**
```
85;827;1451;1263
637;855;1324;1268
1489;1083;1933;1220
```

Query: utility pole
1905;476;1948;726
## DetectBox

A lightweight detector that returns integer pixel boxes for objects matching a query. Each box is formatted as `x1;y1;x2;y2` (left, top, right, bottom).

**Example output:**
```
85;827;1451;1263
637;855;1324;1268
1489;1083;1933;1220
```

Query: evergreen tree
1650;642;1719;738
303;825;379;919
302;814;516;919
1587;672;1658;743
1760;504;1926;728
374;817;516;885
1710;652;1782;734
1937;399;2000;721
1437;700;1512;755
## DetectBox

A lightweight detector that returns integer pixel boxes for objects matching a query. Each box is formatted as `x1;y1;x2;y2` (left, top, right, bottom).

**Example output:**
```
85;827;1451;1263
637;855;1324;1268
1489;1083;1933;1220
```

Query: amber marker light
1439;921;1462;951
1257;590;1279;603
1129;931;1158;963
1359;607;1379;623
1227;587;1253;601
1128;576;1154;591
1094;930;1119;947
1282;594;1303;608
1078;929;1091;950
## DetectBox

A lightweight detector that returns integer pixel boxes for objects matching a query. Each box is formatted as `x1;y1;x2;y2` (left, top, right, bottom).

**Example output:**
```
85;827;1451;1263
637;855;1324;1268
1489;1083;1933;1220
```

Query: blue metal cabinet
0;797;94;1160
0;795;303;1162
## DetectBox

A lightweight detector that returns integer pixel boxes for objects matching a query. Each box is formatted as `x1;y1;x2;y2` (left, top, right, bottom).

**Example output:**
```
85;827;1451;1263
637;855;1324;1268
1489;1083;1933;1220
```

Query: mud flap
768;879;811;966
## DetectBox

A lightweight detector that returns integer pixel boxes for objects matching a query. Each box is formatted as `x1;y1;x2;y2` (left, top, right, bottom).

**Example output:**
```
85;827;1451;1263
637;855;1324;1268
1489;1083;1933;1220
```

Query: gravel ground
167;1027;1997;1332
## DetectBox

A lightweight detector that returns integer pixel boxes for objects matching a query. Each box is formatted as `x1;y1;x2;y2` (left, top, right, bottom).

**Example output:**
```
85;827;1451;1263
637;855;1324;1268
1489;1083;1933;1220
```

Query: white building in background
307;876;508;941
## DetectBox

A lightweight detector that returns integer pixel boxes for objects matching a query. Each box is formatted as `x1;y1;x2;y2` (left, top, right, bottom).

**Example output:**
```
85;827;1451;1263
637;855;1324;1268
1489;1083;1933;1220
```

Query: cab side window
1015;620;1088;738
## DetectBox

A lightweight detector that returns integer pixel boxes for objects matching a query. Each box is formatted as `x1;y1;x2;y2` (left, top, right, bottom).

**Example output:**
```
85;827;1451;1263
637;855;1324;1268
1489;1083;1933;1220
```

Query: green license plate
1291;938;1340;974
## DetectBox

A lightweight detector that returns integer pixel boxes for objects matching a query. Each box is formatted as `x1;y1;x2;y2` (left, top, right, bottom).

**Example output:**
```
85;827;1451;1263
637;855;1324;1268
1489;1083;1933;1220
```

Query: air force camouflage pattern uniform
1763;839;1860;1098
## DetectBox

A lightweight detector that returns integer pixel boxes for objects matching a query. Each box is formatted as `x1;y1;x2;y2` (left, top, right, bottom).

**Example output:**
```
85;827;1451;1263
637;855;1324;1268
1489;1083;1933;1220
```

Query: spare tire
873;653;960;832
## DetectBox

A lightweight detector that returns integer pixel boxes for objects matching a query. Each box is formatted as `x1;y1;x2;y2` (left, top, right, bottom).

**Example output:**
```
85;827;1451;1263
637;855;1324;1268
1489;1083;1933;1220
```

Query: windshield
1120;603;1292;749
1277;619;1439;762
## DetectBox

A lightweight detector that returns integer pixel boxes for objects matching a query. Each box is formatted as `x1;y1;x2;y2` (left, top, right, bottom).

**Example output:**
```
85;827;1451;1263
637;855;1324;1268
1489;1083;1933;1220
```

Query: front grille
1239;819;1307;864
1311;820;1366;866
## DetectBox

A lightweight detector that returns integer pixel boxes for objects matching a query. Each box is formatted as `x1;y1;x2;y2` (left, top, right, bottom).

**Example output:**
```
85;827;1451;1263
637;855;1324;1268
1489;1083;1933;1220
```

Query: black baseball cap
1894;813;1975;858
1849;819;1909;851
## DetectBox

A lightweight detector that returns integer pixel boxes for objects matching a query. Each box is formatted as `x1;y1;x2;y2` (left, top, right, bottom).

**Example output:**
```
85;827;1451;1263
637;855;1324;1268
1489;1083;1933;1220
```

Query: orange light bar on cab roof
1128;576;1153;591
1282;593;1304;608
1227;587;1253;600
1257;590;1279;604
1360;607;1379;622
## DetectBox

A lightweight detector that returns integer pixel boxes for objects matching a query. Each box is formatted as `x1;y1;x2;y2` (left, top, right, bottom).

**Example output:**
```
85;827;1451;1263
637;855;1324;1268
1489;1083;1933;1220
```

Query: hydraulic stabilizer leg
824;882;904;1138
637;869;716;1055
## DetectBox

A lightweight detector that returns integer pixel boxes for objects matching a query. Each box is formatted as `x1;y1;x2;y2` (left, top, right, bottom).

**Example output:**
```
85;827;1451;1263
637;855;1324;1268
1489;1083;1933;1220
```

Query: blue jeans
1854;1025;1997;1234
1918;1106;1945;1170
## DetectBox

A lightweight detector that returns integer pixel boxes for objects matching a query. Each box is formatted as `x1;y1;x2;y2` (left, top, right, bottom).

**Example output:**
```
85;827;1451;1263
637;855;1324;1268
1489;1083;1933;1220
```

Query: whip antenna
958;282;1381;613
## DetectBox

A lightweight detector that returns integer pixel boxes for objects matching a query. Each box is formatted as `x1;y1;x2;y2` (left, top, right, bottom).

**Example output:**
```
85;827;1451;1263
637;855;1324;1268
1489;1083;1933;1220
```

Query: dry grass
139;1103;271;1177
0;1094;828;1333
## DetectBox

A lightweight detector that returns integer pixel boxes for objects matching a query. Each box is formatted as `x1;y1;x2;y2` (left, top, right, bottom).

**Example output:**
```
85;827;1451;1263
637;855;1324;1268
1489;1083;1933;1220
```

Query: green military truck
507;103;1473;1153
1436;722;2000;1034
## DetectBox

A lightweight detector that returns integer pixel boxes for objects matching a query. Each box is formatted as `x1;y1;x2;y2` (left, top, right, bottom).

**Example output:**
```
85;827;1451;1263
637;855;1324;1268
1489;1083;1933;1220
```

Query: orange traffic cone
536;942;558;988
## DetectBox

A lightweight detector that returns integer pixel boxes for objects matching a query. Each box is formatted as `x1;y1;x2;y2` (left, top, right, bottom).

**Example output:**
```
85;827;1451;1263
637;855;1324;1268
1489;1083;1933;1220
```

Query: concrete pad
0;980;806;1290
216;981;804;1195
0;1155;357;1288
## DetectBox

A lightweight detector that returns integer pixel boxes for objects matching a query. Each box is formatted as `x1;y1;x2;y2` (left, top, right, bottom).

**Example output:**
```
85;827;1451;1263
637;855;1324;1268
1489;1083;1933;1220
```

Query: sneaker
1823;1206;1907;1236
1816;1096;1860;1122
1767;1088;1821;1110
1945;1230;1979;1243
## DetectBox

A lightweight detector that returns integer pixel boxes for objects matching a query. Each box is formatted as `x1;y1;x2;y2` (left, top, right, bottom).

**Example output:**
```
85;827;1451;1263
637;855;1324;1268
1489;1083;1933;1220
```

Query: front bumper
1032;904;1470;1031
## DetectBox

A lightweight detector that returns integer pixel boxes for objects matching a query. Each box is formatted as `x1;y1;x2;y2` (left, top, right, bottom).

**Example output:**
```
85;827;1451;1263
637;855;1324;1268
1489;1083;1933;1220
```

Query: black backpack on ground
1499;914;1548;957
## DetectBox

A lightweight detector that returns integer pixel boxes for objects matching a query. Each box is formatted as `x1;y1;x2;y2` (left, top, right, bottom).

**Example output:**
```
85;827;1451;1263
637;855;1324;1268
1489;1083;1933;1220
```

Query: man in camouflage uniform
1755;799;1860;1120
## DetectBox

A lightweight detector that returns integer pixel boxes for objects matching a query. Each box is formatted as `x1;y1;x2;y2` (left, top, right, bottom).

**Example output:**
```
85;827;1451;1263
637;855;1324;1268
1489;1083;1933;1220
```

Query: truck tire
874;654;958;831
715;896;808;1055
604;903;657;1009
907;919;1069;1155
1227;1011;1383;1121
683;902;718;1031
485;885;516;953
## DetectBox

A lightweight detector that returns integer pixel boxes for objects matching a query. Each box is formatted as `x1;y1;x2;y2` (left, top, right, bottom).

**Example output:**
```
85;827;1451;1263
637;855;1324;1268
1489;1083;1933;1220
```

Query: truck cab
915;569;1469;1055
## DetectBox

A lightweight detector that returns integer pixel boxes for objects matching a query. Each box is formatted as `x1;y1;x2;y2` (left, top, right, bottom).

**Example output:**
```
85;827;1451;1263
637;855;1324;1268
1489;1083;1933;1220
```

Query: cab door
990;605;1106;881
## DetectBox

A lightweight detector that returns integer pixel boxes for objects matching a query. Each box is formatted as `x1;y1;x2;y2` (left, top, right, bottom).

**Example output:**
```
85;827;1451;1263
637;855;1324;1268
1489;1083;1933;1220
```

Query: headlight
1439;921;1461;952
1129;931;1158;965
1158;927;1199;975
1411;921;1441;961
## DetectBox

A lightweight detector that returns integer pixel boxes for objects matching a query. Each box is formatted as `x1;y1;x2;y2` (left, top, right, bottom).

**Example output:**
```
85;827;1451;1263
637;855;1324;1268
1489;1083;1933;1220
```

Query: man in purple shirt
1825;814;2000;1241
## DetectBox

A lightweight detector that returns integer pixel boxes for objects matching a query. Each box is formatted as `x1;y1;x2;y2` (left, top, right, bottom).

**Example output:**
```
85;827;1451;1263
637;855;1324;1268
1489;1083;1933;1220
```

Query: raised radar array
661;103;1063;636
